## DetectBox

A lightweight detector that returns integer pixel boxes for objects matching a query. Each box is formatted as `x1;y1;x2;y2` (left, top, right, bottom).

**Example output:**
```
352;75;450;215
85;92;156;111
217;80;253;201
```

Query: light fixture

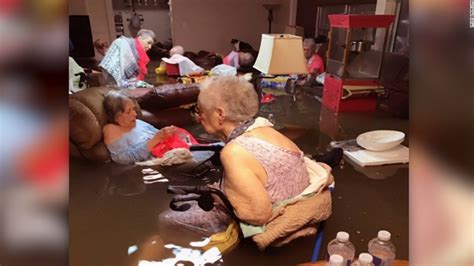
262;4;280;33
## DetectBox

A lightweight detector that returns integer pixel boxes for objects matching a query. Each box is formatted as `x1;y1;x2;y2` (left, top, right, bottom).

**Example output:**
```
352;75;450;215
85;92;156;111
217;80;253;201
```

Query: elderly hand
159;126;177;139
147;126;178;151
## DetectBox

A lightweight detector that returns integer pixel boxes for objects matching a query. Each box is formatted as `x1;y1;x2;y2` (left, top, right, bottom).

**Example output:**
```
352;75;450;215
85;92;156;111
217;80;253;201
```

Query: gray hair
170;45;184;56
137;29;156;40
103;90;139;124
199;76;258;123
239;52;254;67
303;38;316;47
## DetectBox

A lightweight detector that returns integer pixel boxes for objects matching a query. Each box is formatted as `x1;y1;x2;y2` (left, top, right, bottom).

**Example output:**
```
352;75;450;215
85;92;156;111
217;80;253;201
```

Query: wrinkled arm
220;143;273;225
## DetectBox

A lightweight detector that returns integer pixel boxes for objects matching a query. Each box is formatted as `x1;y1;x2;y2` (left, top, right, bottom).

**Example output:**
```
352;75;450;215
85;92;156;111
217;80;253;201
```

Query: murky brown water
70;93;408;266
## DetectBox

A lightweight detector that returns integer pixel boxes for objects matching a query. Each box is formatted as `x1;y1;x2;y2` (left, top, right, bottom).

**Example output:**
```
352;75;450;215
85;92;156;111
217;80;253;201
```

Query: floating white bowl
356;130;405;151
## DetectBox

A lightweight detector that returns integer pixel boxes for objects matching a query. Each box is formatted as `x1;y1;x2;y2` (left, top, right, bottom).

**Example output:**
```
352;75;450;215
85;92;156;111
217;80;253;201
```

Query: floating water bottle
350;253;374;266
327;231;356;266
368;230;396;266
327;254;344;266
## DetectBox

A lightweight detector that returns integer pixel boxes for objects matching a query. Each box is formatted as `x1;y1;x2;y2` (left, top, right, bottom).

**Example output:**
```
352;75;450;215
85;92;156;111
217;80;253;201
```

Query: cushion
70;86;114;128
69;98;102;150
128;83;200;111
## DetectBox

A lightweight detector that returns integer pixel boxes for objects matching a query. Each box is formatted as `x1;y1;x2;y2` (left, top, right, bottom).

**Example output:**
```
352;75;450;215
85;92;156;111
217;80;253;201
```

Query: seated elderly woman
161;45;204;76
99;29;156;88
223;50;254;70
103;90;176;164
161;76;332;249
198;76;310;222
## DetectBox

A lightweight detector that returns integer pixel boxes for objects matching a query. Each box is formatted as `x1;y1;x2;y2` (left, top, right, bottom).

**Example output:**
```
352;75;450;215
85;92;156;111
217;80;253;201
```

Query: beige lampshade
253;34;308;75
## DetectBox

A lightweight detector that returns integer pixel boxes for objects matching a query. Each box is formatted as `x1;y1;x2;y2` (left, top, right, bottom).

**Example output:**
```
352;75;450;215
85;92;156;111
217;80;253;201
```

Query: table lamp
253;34;308;101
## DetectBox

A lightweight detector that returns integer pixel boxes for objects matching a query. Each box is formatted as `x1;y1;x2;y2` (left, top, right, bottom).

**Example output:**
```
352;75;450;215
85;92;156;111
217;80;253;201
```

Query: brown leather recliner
69;83;200;162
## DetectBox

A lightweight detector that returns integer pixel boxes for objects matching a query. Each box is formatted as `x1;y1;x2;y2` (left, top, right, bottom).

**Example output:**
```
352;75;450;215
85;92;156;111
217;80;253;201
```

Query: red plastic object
261;93;275;104
151;128;199;158
166;63;180;76
322;74;377;113
23;141;68;187
328;14;395;28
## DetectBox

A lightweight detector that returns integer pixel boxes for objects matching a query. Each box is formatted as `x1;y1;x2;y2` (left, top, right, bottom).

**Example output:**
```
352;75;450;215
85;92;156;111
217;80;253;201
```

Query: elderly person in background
224;38;256;71
93;38;110;57
103;90;176;164
99;29;156;88
223;50;254;70
303;38;325;76
161;45;204;76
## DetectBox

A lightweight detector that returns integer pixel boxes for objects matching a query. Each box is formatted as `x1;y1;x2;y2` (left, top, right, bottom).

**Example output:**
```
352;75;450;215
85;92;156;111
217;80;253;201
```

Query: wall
169;0;291;55
374;0;398;51
69;0;88;15
70;0;172;60
296;0;377;38
296;0;317;37
113;9;172;43
69;0;115;60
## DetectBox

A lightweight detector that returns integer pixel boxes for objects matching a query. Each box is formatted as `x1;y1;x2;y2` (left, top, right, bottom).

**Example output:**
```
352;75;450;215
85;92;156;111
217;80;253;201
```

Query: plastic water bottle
327;231;356;266
368;230;396;266
350;253;374;266
326;254;345;266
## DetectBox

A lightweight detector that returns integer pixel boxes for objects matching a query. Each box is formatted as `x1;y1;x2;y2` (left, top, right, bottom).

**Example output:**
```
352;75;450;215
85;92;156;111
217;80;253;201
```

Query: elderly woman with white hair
195;76;312;224
160;76;333;243
100;29;156;88
161;45;204;76
102;90;177;164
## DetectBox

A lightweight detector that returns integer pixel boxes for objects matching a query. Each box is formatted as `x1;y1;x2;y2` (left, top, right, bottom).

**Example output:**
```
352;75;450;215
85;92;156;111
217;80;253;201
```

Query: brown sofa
69;83;200;162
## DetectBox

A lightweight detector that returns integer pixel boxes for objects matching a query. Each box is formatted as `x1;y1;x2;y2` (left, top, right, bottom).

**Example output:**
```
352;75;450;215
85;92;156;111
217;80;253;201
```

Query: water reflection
106;164;147;196
70;92;409;265
138;245;222;265
346;159;407;180
128;234;223;266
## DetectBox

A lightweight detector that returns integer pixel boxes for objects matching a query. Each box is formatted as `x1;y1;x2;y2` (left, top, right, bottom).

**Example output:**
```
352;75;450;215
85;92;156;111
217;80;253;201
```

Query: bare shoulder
220;142;260;173
103;123;124;145
247;127;301;153
221;142;249;162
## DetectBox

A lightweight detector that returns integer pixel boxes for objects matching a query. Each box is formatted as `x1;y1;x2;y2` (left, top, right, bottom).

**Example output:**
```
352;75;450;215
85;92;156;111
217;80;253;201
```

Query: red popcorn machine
322;14;395;112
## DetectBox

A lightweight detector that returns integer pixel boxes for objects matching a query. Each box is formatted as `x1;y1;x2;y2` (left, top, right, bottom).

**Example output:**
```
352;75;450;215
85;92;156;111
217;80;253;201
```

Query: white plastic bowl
356;130;405;151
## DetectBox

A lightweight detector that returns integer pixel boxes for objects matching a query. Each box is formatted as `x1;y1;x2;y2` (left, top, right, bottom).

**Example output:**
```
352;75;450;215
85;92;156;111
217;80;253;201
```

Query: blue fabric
106;120;159;164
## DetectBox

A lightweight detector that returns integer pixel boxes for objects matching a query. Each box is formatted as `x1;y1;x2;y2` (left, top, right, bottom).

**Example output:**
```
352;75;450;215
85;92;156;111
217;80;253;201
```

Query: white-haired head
136;29;155;51
137;29;156;40
303;38;317;60
170;45;184;56
198;76;258;123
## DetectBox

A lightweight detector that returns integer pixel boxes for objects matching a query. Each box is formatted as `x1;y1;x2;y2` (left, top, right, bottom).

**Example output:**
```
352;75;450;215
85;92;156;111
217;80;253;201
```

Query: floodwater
70;92;408;266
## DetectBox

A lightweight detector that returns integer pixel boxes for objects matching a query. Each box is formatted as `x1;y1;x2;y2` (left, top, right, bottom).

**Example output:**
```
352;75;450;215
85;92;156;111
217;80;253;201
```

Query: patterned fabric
99;37;139;88
223;51;240;68
225;118;256;143
231;135;310;203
